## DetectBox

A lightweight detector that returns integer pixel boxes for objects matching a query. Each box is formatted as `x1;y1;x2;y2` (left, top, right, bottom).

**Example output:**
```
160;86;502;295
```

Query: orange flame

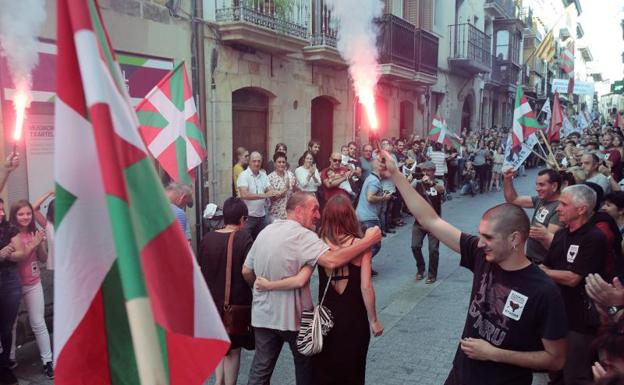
359;90;378;130
13;92;28;142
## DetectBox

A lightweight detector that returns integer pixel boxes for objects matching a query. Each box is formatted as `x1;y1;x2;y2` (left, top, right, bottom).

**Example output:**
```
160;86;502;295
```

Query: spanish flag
534;29;556;63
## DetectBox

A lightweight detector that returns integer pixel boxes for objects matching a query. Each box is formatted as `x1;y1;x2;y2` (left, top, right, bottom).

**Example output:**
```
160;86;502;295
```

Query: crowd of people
198;120;624;385
3;119;624;385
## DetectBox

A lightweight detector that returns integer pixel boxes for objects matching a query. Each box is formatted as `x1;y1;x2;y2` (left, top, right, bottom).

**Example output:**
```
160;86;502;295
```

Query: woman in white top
294;151;321;193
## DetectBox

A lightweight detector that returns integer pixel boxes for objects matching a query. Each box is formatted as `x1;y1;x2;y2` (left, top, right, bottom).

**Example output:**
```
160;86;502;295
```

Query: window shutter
405;0;419;26
420;0;432;31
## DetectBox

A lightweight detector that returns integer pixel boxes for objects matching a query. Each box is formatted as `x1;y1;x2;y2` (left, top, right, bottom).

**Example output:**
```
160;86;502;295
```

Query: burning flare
13;91;28;142
359;90;378;130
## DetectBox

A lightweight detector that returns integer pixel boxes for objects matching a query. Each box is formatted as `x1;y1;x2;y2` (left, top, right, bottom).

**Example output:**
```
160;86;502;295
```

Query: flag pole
537;129;560;170
125;300;168;385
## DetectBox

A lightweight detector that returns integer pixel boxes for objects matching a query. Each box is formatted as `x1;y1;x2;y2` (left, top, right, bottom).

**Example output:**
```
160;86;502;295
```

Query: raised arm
359;251;383;336
317;227;382;269
502;168;534;208
254;265;314;291
33;191;54;228
379;150;461;253
0;153;19;193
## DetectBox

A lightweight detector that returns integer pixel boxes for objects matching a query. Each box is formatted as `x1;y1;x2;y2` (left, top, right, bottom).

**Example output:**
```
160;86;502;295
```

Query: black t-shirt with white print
447;233;568;385
543;220;606;334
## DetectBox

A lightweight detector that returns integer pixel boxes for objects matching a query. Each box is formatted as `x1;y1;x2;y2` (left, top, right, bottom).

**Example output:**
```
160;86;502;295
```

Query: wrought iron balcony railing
216;0;309;40
377;14;438;77
310;0;337;47
448;23;491;71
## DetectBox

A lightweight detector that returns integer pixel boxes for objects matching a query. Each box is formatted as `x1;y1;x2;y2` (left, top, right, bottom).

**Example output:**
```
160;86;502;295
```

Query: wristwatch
607;305;624;316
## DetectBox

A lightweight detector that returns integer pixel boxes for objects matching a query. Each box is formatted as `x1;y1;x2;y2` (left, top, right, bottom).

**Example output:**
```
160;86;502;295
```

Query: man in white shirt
237;151;278;239
242;192;382;385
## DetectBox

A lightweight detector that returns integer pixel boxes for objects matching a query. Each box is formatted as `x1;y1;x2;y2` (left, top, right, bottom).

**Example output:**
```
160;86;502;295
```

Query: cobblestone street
15;168;549;385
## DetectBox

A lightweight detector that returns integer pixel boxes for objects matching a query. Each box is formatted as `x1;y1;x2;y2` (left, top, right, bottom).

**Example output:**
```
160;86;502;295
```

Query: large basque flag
136;62;206;184
53;1;229;384
511;85;541;153
429;115;460;151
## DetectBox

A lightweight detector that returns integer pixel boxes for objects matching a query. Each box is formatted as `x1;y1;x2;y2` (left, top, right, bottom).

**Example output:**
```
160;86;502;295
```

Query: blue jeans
360;219;381;258
244;215;269;240
0;266;22;368
247;327;311;385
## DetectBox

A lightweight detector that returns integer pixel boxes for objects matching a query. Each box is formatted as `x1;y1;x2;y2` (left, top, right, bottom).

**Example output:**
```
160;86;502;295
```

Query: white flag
503;132;539;171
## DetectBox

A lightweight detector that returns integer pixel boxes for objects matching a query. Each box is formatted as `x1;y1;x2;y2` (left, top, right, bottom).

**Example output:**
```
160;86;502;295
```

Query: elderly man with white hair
542;184;608;385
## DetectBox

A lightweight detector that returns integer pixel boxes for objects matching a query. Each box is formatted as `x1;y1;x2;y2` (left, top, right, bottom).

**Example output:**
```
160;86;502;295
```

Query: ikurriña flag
429;115;460;151
136;61;206;184
53;1;229;384
511;85;541;152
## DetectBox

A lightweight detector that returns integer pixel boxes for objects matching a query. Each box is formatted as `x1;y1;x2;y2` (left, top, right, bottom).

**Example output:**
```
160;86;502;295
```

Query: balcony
484;0;518;19
377;14;438;85
486;55;520;91
303;0;345;67
448;23;491;75
215;0;309;54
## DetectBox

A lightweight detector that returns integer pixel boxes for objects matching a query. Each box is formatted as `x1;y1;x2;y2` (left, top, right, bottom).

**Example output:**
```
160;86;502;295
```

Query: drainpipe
191;0;208;243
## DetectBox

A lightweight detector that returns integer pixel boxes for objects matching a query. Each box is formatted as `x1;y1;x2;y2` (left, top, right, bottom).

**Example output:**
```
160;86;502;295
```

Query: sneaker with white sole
44;361;54;379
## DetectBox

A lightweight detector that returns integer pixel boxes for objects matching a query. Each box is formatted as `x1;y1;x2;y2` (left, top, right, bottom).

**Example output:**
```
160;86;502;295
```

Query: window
495;30;509;60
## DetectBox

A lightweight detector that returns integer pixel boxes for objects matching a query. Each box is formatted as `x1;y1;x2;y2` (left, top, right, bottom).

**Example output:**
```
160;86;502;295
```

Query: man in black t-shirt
542;184;607;385
379;150;568;385
410;161;444;283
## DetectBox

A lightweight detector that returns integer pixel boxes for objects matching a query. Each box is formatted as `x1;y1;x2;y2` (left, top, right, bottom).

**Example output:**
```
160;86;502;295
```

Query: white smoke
0;0;47;103
325;0;384;108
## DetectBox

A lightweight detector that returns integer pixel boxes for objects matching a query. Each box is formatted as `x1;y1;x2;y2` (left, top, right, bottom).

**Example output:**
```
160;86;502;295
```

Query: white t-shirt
237;168;270;217
244;219;329;331
294;166;321;192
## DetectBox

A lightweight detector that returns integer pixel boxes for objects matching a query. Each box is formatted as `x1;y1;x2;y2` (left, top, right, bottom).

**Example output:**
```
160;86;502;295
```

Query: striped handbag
296;270;334;356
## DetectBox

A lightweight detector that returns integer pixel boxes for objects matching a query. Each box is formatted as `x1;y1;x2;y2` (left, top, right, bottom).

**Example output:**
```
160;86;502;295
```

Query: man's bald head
482;203;530;241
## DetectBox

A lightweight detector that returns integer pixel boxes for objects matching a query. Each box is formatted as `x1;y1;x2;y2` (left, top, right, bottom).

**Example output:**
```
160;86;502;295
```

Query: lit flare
13;91;28;142
359;90;378;130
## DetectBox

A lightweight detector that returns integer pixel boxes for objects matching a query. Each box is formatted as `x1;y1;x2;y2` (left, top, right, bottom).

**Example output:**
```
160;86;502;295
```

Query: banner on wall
0;39;174;202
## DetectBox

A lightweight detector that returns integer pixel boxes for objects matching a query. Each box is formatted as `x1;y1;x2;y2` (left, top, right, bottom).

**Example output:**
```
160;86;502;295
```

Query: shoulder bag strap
319;268;333;307
224;231;237;308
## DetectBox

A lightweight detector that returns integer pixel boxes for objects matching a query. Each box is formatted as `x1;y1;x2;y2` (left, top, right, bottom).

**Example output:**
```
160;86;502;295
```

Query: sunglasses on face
331;158;341;162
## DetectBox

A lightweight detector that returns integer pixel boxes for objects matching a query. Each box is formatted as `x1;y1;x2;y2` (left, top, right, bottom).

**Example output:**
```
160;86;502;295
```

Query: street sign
612;80;624;95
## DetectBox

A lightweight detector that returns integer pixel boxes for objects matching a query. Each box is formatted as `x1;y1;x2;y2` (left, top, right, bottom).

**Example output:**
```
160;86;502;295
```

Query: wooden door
232;88;268;163
311;97;334;169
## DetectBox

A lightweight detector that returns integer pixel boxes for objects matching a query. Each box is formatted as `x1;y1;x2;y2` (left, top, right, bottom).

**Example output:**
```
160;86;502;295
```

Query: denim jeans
10;282;52;364
0;266;22;368
247;327;311;385
360;219;381;257
411;225;440;278
244;215;269;240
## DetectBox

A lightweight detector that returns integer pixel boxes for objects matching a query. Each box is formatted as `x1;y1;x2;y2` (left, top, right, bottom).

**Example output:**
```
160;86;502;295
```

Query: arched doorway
461;97;472;133
400;101;414;140
232;88;269;163
311;96;335;170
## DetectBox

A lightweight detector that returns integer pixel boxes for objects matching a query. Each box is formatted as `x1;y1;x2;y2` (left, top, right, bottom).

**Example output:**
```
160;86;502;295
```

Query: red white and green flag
429;115;460;150
53;1;229;384
135;61;206;184
511;85;541;152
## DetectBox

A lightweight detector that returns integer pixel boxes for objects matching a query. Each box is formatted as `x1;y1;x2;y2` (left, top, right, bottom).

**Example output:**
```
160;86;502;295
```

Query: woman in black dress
198;197;253;385
254;194;383;385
